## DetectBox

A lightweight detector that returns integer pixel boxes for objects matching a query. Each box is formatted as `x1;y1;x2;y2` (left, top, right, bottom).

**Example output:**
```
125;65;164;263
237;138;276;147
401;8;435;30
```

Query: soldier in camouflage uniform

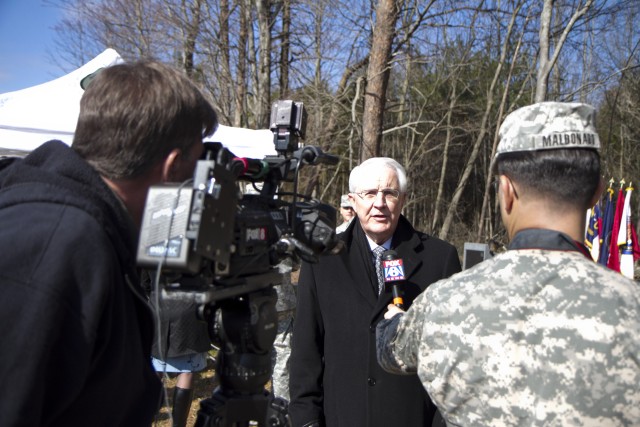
377;102;640;426
336;194;355;234
271;258;297;402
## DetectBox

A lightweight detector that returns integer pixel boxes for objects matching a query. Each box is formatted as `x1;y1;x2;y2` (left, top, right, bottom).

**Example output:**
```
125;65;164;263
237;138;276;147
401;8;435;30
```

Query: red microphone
382;250;405;309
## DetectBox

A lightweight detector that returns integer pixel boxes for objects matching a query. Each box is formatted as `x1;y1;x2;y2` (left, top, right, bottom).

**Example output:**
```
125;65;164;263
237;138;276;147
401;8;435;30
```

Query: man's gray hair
349;157;407;193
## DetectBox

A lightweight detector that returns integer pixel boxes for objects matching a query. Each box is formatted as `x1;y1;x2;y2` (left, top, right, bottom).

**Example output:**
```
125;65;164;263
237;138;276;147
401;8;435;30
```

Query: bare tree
361;0;402;161
279;0;291;98
477;12;530;241
235;0;250;126
439;1;522;240
45;0;640;251
535;0;595;102
254;0;273;128
162;0;205;76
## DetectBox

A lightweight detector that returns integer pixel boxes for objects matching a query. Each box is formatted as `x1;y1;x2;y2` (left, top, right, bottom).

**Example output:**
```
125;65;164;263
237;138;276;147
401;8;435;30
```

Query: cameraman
0;60;217;426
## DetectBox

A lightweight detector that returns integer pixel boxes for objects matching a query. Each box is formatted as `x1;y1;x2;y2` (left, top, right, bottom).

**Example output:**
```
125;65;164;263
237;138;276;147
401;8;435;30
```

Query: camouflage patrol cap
496;102;600;158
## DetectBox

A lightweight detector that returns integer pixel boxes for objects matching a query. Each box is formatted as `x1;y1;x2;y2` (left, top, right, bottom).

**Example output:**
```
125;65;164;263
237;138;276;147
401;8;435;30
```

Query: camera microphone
297;146;339;166
382;250;405;309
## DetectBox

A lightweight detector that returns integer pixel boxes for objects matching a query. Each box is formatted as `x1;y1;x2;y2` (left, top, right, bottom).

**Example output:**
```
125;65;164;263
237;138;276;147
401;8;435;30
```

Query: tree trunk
234;0;248;127
361;0;400;161
431;81;457;232
536;0;595;103
535;0;553;103
255;0;272;128
180;0;202;77
279;0;291;98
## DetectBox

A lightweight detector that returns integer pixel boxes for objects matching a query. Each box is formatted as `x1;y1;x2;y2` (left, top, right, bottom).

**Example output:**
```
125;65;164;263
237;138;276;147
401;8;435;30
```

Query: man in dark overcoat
289;157;461;427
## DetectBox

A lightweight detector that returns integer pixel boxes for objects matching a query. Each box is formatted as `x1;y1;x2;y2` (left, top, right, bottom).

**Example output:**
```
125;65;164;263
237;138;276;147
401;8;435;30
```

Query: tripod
195;285;291;427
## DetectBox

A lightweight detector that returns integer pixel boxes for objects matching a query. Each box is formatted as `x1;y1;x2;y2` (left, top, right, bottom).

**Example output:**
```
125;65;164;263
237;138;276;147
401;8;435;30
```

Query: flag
617;183;640;278
597;185;615;266
616;184;632;247
585;204;601;262
607;185;626;272
631;225;640;260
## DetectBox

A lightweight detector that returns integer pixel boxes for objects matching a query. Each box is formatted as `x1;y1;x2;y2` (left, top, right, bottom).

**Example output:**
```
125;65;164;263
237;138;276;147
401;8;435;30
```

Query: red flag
607;186;625;271
622;184;640;261
631;225;640;260
618;184;635;278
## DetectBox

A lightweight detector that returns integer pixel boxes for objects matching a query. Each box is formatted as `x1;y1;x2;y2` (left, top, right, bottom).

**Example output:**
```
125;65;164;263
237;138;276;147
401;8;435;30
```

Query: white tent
206;125;275;158
0;49;123;153
0;49;275;159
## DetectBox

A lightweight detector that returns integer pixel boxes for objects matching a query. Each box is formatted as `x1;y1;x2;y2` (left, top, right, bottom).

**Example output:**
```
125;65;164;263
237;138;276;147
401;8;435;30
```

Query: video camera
136;100;343;426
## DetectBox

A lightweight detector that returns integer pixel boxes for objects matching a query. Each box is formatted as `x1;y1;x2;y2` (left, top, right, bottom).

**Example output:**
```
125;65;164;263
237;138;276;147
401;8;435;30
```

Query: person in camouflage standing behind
377;102;640;426
271;258;297;402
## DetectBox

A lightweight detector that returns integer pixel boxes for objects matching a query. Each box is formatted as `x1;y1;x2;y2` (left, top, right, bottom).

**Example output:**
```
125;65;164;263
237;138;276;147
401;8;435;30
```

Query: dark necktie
373;246;385;295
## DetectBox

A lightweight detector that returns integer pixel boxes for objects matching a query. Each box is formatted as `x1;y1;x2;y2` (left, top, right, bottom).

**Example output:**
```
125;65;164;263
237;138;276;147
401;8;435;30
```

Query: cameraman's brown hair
73;60;217;180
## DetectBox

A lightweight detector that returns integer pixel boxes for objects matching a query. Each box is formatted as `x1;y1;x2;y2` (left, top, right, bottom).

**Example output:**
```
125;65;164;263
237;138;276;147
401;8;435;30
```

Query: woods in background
47;0;640;250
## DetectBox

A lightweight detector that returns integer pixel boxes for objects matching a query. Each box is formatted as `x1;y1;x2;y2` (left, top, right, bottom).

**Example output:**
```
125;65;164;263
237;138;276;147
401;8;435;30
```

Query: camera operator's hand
384;304;405;319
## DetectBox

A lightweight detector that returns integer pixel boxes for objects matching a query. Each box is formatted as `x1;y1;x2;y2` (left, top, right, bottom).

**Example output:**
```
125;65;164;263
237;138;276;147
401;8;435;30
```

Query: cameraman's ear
161;148;183;182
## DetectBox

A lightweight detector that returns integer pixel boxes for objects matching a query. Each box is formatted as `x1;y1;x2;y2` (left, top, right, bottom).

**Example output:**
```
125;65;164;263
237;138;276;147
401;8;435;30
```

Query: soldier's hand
384;304;405;319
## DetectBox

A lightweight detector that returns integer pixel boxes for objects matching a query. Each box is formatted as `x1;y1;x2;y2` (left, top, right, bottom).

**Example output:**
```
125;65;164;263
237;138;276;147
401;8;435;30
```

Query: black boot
172;386;194;427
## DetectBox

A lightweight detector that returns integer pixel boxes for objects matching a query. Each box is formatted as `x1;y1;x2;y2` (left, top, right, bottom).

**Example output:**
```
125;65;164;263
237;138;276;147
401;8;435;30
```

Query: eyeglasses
354;188;401;203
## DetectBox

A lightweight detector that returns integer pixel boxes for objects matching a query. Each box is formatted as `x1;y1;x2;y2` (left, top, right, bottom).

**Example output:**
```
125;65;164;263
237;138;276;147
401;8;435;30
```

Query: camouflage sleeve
376;313;417;375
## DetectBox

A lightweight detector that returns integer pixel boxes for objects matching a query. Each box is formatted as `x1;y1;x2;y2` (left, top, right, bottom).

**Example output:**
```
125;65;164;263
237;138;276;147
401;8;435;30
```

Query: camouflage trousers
271;262;297;402
271;313;294;402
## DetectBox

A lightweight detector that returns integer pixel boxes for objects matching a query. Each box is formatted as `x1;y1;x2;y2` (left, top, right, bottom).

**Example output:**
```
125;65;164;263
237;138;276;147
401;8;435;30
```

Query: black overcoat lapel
339;221;379;309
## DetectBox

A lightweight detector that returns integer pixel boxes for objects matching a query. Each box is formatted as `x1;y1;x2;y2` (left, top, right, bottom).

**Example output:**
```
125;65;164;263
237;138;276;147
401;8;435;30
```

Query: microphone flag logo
383;258;405;282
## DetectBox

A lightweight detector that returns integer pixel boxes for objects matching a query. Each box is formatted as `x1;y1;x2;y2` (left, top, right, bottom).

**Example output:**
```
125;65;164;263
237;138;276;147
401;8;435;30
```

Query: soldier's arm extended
376;304;419;375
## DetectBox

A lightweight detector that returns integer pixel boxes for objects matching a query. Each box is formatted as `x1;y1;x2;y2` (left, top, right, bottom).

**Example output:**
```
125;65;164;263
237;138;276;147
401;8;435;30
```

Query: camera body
137;101;341;425
136;153;237;276
136;100;342;302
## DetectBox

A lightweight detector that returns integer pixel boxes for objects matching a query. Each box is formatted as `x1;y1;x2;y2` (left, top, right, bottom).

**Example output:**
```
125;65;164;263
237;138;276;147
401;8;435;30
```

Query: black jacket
289;216;461;427
145;274;212;360
0;141;161;426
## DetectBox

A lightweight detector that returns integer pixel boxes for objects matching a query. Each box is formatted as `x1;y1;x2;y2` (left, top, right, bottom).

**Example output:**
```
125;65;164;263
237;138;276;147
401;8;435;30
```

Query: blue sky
0;1;65;94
